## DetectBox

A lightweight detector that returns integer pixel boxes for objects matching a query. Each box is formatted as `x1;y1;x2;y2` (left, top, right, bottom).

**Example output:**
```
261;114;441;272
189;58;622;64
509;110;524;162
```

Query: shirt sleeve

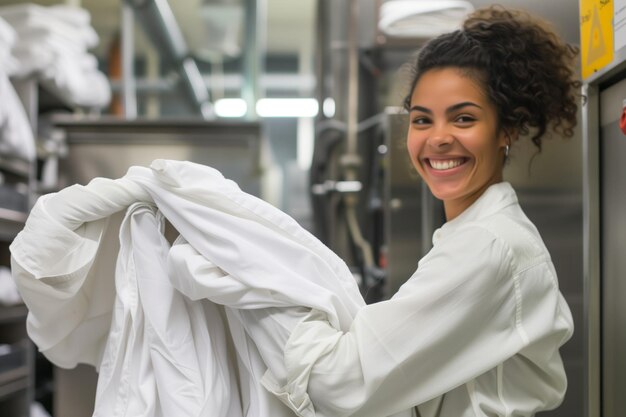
267;224;531;417
9;195;119;369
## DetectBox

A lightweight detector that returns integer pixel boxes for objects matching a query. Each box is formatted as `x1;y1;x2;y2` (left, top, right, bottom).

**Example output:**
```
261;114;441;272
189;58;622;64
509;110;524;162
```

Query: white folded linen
0;3;91;27
9;40;110;108
39;52;111;108
0;15;15;48
16;30;89;55
0;4;109;108
0;3;98;49
0;16;18;75
0;70;36;160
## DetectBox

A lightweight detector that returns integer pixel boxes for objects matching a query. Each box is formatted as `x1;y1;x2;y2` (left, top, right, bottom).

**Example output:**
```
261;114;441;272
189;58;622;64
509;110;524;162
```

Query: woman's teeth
429;158;464;170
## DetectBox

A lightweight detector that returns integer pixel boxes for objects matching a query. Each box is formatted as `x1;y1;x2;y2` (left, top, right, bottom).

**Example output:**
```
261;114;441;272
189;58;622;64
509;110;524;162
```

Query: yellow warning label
580;0;614;79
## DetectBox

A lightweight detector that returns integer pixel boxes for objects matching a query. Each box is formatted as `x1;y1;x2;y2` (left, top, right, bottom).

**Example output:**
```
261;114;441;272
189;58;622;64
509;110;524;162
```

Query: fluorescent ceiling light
214;98;247;117
379;0;474;39
323;98;336;118
256;98;319;118
215;98;320;118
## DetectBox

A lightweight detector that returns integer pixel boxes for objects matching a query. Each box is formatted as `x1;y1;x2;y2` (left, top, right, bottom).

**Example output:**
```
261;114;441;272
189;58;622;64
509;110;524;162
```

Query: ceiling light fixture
378;0;474;39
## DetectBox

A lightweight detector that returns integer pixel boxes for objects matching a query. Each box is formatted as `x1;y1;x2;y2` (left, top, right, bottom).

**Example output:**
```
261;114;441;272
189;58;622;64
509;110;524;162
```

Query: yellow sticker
580;0;614;79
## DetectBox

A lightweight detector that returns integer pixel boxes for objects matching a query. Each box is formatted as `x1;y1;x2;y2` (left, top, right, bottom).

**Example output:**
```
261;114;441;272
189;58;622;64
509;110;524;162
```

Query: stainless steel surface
582;82;601;417
54;118;263;197
599;76;626;417
121;2;137;119
582;53;626;417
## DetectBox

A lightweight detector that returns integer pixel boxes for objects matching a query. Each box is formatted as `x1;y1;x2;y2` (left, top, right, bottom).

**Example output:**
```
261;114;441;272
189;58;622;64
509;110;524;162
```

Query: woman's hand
45;177;151;230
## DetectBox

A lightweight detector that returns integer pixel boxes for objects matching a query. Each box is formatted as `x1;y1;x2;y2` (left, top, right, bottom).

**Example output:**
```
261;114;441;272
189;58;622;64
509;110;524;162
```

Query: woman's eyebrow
409;102;483;114
409;105;431;114
446;102;483;114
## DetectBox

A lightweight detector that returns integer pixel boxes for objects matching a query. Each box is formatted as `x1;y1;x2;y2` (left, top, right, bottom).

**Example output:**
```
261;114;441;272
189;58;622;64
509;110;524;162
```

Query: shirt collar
432;182;518;245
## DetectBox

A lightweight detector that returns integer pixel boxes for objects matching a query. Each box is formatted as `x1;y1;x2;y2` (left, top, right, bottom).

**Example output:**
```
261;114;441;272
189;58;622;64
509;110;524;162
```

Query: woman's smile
423;157;470;173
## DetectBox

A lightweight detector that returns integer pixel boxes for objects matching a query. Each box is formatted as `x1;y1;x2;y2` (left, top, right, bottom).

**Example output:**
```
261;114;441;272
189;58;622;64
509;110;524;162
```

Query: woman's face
406;67;508;220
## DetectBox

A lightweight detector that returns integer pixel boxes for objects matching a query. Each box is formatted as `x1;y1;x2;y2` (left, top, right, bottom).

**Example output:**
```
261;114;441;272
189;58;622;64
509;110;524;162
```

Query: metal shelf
0;156;30;178
0;306;27;324
0;207;27;241
0;377;29;401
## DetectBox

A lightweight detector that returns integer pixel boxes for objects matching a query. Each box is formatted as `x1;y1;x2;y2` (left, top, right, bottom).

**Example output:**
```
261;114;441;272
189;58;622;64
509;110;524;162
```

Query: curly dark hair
403;6;581;151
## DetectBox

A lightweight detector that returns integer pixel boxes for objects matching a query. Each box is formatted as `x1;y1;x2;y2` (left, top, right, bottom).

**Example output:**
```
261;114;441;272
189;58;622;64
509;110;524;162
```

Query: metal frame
582;46;626;417
582;81;601;417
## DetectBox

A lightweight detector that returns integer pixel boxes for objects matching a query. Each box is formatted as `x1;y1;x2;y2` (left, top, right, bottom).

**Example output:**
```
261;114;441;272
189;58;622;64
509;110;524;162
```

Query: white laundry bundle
10;159;365;417
0;3;111;108
0;16;19;75
0;15;35;161
0;66;36;161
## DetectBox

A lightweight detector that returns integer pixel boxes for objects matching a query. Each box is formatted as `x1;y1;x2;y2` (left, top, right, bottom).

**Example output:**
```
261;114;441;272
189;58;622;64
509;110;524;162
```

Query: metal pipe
150;0;188;58
345;0;359;160
315;0;329;120
341;0;374;269
242;0;265;120
126;0;213;119
181;58;213;119
121;2;137;119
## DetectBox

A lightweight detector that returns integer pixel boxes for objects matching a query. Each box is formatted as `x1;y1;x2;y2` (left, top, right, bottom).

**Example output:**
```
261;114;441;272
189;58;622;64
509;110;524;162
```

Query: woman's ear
499;127;518;148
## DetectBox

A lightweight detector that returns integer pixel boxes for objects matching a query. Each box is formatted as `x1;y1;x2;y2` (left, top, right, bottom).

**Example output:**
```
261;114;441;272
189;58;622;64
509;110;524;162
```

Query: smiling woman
257;6;581;417
403;5;581;220
407;68;507;220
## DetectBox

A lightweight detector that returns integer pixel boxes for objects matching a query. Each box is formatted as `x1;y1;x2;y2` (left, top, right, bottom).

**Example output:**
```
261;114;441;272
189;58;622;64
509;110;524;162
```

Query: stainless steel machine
582;48;626;417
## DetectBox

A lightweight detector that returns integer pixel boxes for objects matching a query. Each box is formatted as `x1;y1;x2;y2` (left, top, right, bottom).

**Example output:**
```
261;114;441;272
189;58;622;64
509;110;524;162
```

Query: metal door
599;76;626;417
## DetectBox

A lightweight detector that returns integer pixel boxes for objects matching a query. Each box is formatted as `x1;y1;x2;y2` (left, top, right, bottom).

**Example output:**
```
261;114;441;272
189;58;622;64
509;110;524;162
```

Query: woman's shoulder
463;206;552;273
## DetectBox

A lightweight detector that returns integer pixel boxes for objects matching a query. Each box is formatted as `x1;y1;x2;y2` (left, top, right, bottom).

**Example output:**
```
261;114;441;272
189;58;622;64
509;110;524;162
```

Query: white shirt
262;182;574;417
10;160;573;417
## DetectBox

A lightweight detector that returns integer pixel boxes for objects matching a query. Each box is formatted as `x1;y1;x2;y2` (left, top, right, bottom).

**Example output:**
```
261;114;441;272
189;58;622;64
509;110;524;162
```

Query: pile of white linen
0;15;18;75
0;15;35;161
10;160;366;417
0;3;110;108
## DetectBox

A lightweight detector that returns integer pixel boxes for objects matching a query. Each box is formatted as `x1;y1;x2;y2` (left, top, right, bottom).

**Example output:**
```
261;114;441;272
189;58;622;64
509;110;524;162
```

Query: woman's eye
455;115;476;124
412;117;431;126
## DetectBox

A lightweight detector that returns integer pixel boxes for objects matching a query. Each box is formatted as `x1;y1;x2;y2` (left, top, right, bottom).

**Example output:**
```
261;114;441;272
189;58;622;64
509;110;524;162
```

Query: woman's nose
427;125;453;148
